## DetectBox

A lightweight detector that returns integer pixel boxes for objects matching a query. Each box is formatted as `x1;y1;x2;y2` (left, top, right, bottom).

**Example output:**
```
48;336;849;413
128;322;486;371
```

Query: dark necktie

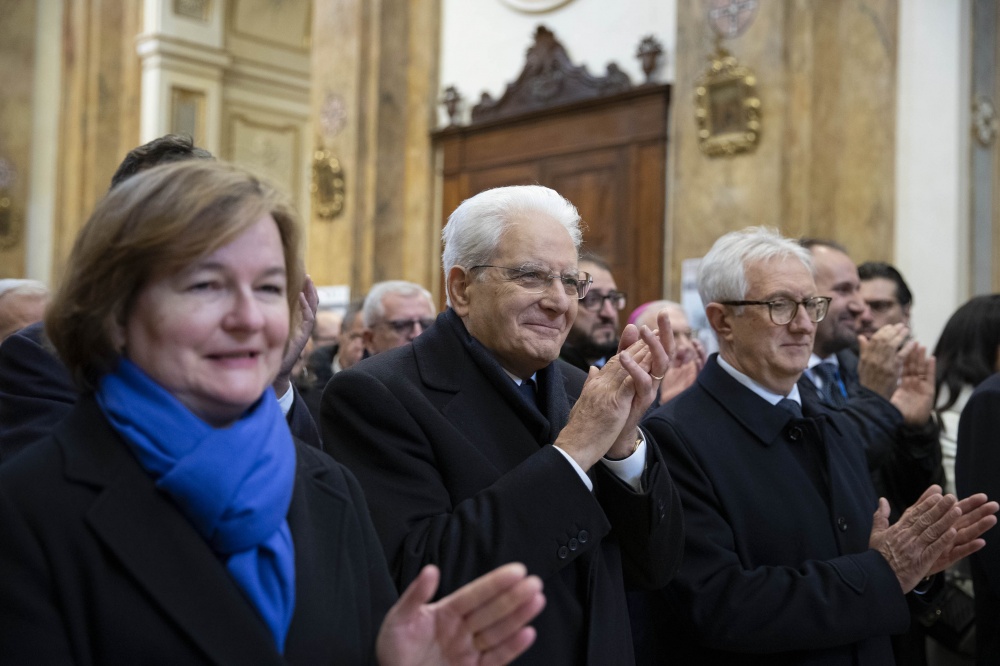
811;362;847;408
517;378;538;409
777;398;803;419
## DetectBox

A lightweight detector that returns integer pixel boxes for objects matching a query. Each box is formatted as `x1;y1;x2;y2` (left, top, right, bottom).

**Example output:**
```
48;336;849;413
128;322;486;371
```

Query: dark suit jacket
0;322;322;462
322;309;684;666
798;350;944;520
641;356;910;665
300;343;338;425
956;372;1000;664
0;395;395;665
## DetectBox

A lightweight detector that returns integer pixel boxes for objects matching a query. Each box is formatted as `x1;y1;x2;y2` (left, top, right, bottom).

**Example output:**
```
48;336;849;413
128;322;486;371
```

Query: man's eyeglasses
580;290;627;312
470;265;593;299
719;296;832;326
376;317;436;335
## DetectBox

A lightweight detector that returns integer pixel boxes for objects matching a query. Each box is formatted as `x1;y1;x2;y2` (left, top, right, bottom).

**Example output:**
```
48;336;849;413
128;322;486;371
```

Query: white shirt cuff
276;384;294;417
601;434;647;492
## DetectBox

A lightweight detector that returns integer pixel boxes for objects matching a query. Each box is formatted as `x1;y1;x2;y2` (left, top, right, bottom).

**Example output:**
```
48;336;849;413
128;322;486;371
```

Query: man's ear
362;328;375;354
705;302;733;343
447;266;472;317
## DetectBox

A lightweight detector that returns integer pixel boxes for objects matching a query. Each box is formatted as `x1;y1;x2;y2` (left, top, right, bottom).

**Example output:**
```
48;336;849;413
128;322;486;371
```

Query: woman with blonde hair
0;160;543;665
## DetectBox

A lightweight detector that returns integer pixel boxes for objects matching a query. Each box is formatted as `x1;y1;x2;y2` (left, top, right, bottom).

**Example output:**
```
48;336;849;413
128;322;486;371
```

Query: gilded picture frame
695;53;761;157
311;148;345;220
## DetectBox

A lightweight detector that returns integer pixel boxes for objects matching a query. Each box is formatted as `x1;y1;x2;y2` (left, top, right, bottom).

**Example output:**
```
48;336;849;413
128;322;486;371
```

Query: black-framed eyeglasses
470;265;593;299
719;296;832;325
580;290;627;312
376;317;436;335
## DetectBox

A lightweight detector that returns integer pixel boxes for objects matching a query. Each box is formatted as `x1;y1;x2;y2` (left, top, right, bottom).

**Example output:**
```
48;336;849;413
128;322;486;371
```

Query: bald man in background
630;300;705;408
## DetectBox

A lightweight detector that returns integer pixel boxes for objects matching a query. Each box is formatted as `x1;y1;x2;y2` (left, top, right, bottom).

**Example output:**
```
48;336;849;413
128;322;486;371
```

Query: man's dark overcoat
641;355;911;665
322;309;684;666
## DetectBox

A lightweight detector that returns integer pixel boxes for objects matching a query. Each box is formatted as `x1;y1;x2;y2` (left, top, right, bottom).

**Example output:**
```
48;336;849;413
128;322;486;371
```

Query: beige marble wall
0;0;39;278
53;0;142;282
667;0;897;295
309;0;441;300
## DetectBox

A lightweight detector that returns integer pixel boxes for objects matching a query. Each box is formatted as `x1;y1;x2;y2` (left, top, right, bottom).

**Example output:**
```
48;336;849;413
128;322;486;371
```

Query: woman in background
0;160;543;665
944;294;1000;665
933;294;1000;495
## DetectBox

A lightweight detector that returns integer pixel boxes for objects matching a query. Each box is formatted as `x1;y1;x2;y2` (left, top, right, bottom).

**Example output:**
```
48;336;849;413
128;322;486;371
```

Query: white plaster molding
895;0;972;346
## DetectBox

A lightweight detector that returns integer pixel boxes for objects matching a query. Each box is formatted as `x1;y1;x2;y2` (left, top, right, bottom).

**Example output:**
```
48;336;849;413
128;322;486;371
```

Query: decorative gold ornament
694;49;761;157
311;148;345;220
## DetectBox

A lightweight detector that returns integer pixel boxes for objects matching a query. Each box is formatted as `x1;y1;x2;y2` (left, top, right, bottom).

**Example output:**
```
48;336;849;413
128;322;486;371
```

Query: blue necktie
811;362;847;407
777;398;803;419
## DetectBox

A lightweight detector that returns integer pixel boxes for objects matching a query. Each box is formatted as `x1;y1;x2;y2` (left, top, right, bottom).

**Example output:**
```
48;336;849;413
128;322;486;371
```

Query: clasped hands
858;324;934;426
556;309;675;471
869;484;999;593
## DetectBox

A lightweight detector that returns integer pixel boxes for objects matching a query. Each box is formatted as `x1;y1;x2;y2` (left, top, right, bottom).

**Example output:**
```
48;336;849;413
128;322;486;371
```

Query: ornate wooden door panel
432;27;669;308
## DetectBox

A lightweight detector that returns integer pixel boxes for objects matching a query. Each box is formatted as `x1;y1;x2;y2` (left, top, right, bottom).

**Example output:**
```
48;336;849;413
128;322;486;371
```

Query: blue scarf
95;359;296;652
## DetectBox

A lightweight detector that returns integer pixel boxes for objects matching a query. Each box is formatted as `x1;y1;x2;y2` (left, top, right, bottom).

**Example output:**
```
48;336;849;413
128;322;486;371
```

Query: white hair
363;280;434;326
0;279;48;300
441;185;583;305
698;227;813;306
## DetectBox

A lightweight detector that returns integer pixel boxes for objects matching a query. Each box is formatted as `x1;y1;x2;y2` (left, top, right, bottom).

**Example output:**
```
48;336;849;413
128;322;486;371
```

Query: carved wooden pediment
470;26;632;123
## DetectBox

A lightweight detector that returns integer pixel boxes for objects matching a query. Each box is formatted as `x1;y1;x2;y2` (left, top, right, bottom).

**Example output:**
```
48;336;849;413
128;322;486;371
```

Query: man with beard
560;255;626;371
857;261;913;340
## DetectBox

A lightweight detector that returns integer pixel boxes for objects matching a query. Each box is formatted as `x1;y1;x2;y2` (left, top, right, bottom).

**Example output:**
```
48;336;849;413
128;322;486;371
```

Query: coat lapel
697;358;792;447
60;398;285;666
412;311;558;470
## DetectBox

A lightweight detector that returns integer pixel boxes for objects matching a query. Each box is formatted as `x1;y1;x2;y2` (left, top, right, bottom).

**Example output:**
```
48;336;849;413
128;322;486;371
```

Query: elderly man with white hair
629;300;706;408
0;279;48;341
640;226;997;665
361;280;437;356
323;184;684;665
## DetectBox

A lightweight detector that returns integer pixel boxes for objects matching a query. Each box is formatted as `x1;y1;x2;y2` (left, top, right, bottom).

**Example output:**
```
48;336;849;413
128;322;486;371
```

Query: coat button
578;530;589;544
837;517;848;532
569;538;579;551
557;545;569;559
788;426;802;441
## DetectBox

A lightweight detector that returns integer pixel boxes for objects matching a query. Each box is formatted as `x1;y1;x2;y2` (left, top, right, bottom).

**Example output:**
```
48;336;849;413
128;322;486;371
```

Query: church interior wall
0;0;995;350
438;0;677;126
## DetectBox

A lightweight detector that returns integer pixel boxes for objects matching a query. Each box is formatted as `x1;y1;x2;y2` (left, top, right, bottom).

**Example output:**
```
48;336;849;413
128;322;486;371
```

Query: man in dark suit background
300;299;366;423
559;254;626;372
799;241;944;665
642;226;996;665
799;240;943;522
322;184;684;665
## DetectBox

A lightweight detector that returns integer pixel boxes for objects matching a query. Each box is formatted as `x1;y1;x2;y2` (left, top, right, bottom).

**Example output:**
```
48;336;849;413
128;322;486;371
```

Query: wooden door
433;85;669;311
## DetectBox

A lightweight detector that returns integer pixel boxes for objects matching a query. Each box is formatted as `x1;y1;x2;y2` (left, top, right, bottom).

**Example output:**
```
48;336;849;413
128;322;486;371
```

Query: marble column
310;0;441;301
